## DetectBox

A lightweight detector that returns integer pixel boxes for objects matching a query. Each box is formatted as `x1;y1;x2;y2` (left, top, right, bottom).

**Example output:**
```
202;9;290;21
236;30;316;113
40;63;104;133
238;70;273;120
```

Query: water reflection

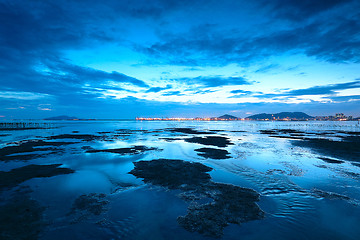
0;120;360;239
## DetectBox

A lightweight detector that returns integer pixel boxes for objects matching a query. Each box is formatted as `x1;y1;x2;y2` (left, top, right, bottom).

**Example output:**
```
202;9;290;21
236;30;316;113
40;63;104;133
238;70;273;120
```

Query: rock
129;159;264;237
70;193;109;216
166;128;215;135
86;146;159;155
185;136;233;148
0;187;45;240
130;159;212;189
195;147;231;159
0;164;74;190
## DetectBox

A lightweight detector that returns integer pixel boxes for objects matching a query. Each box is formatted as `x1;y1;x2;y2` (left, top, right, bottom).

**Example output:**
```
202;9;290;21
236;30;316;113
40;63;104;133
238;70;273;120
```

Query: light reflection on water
1;120;360;240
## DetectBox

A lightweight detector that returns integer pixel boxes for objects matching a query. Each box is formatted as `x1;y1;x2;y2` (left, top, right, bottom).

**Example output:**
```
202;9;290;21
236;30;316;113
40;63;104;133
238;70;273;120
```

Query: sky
0;0;360;119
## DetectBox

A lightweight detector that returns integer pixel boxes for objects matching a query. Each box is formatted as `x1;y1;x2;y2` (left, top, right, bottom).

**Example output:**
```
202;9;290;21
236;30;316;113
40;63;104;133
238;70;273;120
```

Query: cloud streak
171;76;251;87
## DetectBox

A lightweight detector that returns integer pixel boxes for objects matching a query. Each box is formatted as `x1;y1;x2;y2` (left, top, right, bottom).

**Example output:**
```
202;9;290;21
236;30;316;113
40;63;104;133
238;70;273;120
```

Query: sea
1;120;360;240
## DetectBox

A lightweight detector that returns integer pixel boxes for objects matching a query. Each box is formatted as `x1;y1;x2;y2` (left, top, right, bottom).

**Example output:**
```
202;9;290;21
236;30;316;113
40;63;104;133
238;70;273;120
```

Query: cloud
172;76;251;87
138;2;360;66
161;91;185;96
146;84;172;93
230;89;253;94
328;95;360;102
259;0;353;21
254;64;280;73
0;1;149;109
0;91;50;100
255;80;360;98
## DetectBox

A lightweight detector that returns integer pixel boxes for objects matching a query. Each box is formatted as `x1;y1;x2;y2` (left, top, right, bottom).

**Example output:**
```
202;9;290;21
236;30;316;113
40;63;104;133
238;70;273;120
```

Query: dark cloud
161;91;185;96
192;89;217;94
255;80;360;98
146;84;172;93
254;64;280;73
139;1;360;66
328;95;360;102
230;89;253;94
259;0;353;21
0;0;149;111
172;76;251;87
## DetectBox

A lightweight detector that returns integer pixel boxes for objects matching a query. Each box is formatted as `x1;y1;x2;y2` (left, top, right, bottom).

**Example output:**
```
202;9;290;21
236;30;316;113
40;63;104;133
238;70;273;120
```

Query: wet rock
71;193;109;216
195;148;231;159
352;163;360;168
269;135;305;140
115;129;134;134
292;138;360;162
335;131;360;135
260;130;278;135
316;164;328;169
47;134;102;141
130;159;212;189
290;133;305;137
341;135;360;143
178;183;263;238
159;137;183;142
318;157;344;164
341;170;360;180
0;187;45;240
261;129;305;135
68;193;109;224
86;146;159;155
0;140;76;161
0;164;74;190
166;128;215;135
185;136;233;148
129;159;264;238
266;169;287;175
277;129;305;134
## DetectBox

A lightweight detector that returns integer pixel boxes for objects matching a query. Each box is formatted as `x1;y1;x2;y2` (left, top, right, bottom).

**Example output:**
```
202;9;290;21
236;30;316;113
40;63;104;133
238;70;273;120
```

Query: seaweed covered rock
47;134;102;141
0;164;74;190
0;140;76;162
185;136;233;148
166;128;215;135
195;148;231;159
0;187;45;240
178;182;264;238
86;145;159;155
71;193;109;215
129;159;264;238
292;138;360;162
68;193;109;223
130;159;212;189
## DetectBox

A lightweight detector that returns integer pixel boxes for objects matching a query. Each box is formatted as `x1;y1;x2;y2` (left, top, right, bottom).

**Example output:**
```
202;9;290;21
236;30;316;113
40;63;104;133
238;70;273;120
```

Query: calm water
1;120;360;240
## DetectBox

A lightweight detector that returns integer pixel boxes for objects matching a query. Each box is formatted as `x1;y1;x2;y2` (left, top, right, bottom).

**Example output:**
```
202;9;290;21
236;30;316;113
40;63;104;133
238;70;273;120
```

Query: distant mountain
217;114;239;120
246;112;314;120
44;115;78;120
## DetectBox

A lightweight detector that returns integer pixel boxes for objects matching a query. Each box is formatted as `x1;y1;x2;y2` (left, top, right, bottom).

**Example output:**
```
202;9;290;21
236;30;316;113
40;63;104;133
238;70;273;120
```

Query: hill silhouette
246;112;313;120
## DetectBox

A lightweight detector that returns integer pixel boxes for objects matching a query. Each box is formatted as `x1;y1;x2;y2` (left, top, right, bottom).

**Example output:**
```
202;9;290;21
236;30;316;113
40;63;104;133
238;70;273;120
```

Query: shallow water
1;120;360;239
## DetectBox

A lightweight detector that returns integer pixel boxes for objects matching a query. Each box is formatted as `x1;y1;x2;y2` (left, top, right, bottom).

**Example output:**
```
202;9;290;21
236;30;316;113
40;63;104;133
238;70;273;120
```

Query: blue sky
0;0;359;119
